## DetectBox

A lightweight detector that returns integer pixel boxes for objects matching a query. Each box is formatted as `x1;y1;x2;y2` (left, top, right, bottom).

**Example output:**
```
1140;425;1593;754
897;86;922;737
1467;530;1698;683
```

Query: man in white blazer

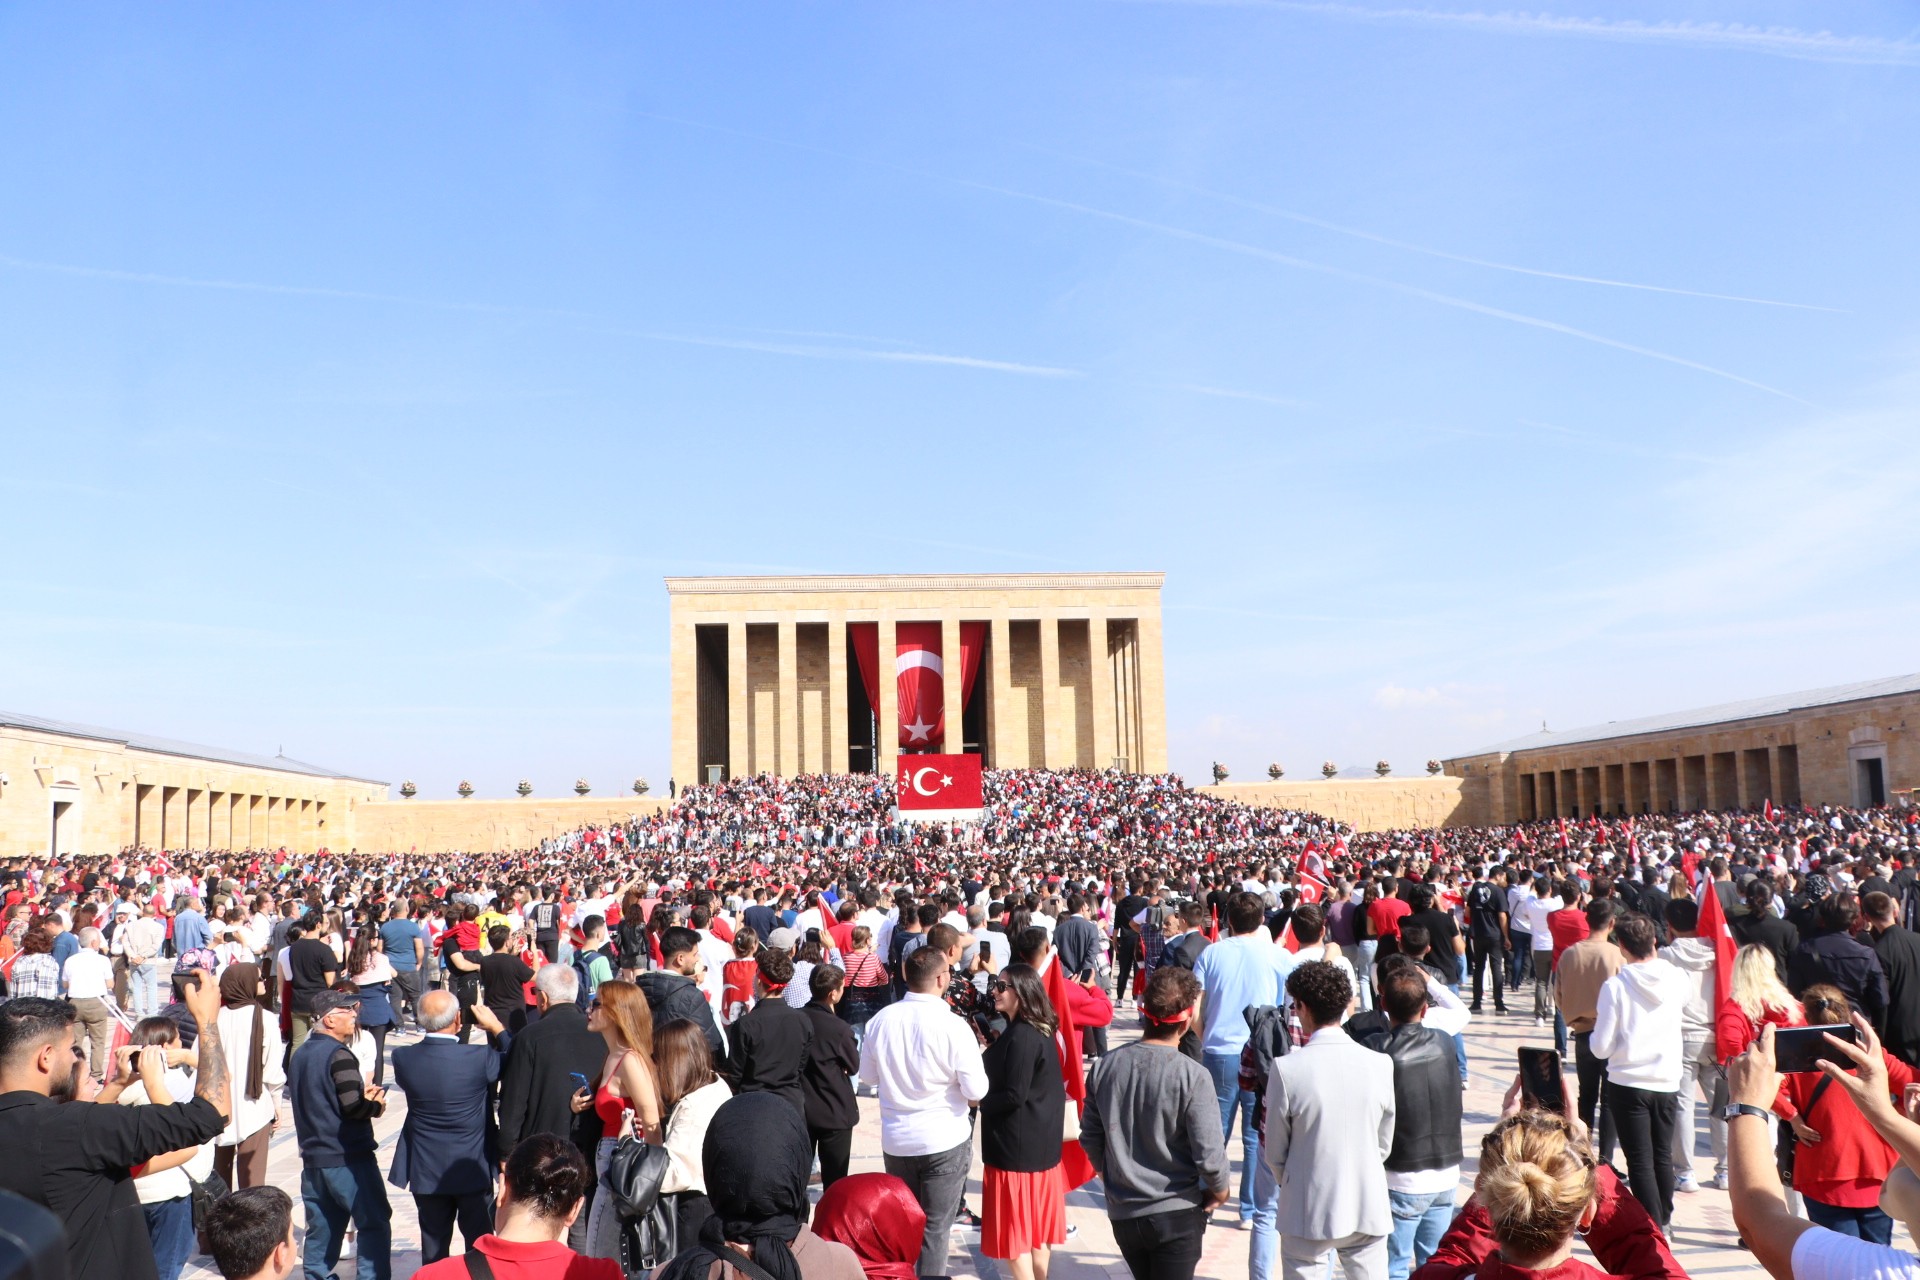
1264;959;1397;1280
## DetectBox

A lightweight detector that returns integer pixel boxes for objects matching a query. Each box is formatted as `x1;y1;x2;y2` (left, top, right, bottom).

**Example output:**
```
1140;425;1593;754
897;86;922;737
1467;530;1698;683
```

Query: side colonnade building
667;573;1168;784
1445;673;1919;824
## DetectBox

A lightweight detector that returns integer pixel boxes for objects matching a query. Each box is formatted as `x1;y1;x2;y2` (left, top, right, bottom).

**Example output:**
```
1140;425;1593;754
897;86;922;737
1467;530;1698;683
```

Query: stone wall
1200;776;1484;832
353;796;671;853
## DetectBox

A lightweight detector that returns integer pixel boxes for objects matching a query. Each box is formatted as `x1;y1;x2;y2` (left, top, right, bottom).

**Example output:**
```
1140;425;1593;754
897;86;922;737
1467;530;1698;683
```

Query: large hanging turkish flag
850;622;986;750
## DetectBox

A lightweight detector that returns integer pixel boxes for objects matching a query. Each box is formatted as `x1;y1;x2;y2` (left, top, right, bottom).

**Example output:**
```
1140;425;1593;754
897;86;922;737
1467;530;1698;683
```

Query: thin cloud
0;252;1076;380
633;111;1812;404
1024;146;1843;312
940;177;1814;404
1167;382;1313;409
1121;2;1920;66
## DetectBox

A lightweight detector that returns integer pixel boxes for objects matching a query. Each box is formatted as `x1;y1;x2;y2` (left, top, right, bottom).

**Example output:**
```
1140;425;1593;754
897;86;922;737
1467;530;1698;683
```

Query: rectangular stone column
670;620;697;786
727;622;749;781
989;614;1014;767
940;616;964;755
877;616;898;782
1038;616;1064;768
827;618;850;774
777;621;799;777
1137;611;1169;773
1089;615;1118;771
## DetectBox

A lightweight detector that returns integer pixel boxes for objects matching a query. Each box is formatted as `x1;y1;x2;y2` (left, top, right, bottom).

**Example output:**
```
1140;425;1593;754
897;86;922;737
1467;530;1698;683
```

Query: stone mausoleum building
1445;673;1919;824
667;573;1168;785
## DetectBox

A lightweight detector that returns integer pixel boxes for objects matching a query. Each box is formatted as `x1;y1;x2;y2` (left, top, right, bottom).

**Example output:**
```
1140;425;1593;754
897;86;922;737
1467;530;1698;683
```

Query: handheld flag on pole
1041;954;1097;1189
1698;872;1743;1060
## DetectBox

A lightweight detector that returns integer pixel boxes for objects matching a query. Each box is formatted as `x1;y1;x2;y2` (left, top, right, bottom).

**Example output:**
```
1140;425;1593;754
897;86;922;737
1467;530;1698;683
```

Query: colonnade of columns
1515;741;1800;820
134;784;326;851
673;608;1168;784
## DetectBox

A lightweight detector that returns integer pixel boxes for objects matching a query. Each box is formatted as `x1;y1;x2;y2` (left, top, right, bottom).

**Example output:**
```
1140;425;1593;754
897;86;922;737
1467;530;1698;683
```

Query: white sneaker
1710;1171;1729;1191
1675;1174;1699;1193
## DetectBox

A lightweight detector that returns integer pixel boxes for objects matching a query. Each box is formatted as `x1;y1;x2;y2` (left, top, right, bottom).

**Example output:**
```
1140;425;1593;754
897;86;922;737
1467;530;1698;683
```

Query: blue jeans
143;1195;195;1280
1350;940;1378;1011
1388;1188;1456;1280
1204;1048;1259;1222
302;1158;392;1280
129;962;160;1017
1803;1196;1895;1244
1250;1145;1279;1280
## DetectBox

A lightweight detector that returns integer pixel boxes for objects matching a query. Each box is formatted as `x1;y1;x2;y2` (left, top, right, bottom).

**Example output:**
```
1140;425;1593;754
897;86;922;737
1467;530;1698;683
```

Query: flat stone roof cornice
664;572;1165;594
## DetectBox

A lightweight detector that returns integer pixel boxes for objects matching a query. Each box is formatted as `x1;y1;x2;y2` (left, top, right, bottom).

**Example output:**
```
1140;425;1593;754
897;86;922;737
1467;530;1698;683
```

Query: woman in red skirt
980;964;1068;1280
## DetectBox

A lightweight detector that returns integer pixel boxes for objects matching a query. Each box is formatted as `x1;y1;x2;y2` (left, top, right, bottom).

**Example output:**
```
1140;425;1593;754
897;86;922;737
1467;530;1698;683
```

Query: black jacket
1732;912;1799;984
637;970;724;1061
1873;924;1920;1069
723;997;813;1120
497;1004;607;1154
0;1091;224;1280
1788;930;1889;1027
979;1020;1065;1172
1360;1021;1463;1175
799;1002;860;1132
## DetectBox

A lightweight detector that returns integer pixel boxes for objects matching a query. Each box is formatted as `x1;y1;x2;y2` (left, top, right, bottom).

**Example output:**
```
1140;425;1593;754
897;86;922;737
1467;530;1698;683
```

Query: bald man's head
418;990;460;1034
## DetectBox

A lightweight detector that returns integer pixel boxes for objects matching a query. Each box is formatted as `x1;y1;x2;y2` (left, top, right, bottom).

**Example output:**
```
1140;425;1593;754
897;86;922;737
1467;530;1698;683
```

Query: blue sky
4;2;1918;797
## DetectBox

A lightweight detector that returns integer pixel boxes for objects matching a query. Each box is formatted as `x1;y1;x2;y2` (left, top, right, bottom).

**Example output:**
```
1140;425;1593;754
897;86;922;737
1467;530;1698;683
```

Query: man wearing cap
288;988;392;1280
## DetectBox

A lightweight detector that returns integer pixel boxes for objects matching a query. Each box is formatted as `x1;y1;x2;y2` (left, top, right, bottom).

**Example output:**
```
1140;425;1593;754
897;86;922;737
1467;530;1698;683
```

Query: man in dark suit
497;963;607;1249
1866;890;1920;1069
723;950;813;1119
1054;893;1102;982
389;991;503;1264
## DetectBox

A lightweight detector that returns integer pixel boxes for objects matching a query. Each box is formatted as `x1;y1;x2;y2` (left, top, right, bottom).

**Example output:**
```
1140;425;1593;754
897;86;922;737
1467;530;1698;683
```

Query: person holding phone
1771;985;1916;1244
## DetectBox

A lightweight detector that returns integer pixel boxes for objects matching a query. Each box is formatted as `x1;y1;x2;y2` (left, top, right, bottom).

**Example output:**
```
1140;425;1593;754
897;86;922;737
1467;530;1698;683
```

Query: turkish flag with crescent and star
896;752;984;811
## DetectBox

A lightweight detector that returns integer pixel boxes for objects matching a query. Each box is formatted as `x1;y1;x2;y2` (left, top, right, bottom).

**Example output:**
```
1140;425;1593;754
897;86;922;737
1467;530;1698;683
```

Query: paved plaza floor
181;997;1909;1279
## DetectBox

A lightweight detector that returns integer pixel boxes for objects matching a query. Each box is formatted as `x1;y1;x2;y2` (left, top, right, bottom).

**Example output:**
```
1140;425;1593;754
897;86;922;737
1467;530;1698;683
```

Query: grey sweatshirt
1080;1040;1229;1220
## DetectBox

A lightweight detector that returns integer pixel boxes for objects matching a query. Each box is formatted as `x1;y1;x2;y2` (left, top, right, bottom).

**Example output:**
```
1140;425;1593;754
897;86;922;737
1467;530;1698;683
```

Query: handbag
1777;1075;1833;1188
1061;1097;1081;1143
607;1133;678;1272
189;1166;231;1247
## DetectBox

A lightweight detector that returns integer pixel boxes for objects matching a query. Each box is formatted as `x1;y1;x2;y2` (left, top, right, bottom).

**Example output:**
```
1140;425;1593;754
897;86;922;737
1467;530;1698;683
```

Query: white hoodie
1589;958;1690;1092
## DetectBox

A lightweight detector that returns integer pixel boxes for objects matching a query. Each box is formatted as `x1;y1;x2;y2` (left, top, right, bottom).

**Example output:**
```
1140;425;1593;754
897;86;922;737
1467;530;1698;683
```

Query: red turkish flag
1698;868;1742;1059
896;753;984;811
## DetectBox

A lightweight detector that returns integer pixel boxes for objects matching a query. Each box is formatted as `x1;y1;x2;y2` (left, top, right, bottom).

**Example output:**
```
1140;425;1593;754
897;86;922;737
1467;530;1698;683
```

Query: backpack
572;945;608;1010
1237;1004;1294;1136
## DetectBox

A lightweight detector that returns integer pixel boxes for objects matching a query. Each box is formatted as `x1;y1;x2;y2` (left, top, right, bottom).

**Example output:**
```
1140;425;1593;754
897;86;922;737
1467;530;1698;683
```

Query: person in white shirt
113;1023;219;1280
63;926;117;1082
1522;884;1563;1024
1589;913;1689;1232
859;944;989;1280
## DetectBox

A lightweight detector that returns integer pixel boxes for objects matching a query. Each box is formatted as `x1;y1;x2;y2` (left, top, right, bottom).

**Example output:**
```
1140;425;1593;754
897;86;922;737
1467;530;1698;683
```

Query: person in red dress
978;964;1068;1280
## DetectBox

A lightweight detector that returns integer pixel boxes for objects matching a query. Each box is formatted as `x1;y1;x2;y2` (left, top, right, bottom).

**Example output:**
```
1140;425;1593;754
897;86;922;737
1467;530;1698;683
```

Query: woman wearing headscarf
812;1174;926;1280
654;1092;864;1280
213;961;285;1189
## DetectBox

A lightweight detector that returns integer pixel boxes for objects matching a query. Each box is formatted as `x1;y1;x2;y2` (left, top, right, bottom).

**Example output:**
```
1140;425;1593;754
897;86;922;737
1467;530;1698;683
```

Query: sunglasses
987;979;1010;995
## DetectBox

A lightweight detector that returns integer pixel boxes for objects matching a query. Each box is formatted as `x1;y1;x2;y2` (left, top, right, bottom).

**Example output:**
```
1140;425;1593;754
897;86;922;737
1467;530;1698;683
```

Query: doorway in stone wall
49;783;80;859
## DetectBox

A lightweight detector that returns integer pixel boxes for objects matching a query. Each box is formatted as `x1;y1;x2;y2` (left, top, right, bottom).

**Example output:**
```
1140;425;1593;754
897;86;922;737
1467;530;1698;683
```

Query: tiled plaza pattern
182;1001;1912;1279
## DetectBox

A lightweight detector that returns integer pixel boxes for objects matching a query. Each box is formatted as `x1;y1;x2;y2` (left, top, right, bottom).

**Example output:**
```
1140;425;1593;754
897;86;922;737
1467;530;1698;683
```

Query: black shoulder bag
1777;1074;1834;1188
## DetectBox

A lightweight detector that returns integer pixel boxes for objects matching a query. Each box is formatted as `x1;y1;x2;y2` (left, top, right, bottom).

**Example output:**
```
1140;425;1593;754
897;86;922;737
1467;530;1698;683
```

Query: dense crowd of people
1;766;1919;1280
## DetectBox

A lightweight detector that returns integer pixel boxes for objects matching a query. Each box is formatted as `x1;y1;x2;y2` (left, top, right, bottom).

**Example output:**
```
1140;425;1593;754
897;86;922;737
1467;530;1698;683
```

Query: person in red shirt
1368;876;1414;949
414;1134;620;1280
1771;984;1915;1244
1545;882;1591;973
